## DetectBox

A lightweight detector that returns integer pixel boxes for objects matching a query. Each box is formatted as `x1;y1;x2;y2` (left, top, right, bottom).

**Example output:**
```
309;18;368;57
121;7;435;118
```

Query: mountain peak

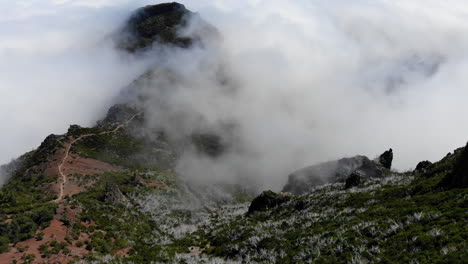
117;2;193;51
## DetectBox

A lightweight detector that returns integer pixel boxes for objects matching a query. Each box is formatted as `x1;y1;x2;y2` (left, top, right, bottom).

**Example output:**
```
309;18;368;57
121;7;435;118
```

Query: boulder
247;191;290;215
379;148;393;169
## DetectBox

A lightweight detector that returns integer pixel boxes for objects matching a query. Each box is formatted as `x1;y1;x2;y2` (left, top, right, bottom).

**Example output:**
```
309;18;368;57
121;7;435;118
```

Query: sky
2;0;468;189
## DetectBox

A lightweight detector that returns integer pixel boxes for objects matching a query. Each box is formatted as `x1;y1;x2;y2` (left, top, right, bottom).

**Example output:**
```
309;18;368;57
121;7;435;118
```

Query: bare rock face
282;156;384;195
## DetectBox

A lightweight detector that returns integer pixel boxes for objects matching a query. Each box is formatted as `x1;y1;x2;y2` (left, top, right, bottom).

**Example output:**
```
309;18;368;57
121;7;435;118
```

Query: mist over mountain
0;1;466;263
3;1;468;191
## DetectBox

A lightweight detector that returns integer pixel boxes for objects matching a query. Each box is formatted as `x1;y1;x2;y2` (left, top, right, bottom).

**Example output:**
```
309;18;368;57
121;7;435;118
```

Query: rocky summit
116;2;218;52
0;2;466;264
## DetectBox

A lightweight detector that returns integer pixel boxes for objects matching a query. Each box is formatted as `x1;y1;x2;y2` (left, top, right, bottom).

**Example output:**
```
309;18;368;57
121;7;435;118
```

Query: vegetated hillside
0;95;250;263
0;2;466;264
0;89;249;263
186;149;467;264
1;115;466;264
0;3;246;263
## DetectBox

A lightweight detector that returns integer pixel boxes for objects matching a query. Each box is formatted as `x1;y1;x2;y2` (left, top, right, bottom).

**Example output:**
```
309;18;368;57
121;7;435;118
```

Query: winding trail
53;113;141;203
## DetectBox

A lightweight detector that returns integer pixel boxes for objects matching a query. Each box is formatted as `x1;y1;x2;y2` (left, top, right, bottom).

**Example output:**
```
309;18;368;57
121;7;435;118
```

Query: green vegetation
39;240;69;257
0;154;57;249
0;100;466;263
65;169;184;261
0;203;57;245
72;131;144;168
183;161;467;263
21;253;35;263
71;129;174;170
0;235;9;253
0;164;56;215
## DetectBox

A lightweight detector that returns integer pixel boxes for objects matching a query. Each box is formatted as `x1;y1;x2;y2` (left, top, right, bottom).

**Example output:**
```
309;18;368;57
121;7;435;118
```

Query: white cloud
137;0;468;190
2;0;468;190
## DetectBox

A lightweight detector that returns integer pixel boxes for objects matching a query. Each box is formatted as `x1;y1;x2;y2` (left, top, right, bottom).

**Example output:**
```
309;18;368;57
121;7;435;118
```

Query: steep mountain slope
0;2;466;264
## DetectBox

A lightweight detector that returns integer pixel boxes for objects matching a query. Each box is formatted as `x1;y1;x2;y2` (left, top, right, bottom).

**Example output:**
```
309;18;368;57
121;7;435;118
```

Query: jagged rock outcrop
282;156;384;194
247;191;291;215
379;148;393;169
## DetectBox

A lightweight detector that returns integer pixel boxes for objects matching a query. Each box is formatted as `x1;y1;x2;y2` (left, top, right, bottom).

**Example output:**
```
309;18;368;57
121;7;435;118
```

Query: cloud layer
139;0;468;190
3;0;468;190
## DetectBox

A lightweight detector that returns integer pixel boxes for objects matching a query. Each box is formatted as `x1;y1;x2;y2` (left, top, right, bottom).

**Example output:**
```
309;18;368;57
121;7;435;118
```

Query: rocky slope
0;2;466;264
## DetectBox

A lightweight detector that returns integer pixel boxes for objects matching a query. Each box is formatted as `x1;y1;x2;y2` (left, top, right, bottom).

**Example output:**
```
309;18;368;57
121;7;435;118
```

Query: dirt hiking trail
53;113;141;202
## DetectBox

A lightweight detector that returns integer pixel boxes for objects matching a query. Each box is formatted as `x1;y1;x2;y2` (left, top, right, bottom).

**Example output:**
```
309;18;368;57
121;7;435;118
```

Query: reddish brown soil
35;144;121;200
0;205;90;264
61;153;122;197
52;112;140;202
